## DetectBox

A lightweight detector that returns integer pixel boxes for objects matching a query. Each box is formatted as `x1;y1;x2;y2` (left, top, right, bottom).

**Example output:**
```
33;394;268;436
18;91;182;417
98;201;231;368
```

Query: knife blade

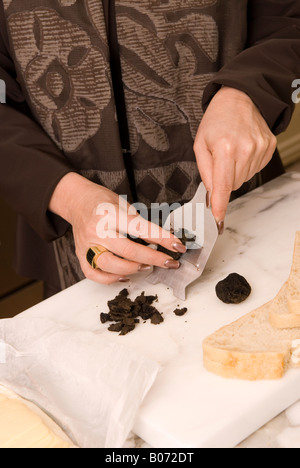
147;183;219;300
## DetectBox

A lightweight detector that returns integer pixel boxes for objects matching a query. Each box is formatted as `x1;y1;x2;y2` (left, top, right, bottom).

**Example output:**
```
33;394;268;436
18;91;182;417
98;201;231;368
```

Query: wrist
49;172;96;224
216;86;253;105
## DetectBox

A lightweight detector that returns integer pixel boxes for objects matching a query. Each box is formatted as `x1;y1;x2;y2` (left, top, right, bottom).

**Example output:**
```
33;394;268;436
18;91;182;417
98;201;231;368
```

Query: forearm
0;11;75;242
0;102;75;240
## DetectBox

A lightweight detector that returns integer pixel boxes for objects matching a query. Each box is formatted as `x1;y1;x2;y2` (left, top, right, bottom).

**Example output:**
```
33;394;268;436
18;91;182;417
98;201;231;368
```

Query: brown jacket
0;0;299;290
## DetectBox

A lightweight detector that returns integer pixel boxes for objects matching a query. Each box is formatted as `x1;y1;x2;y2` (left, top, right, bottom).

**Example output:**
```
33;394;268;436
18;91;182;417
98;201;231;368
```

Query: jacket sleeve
203;0;300;135
0;8;74;243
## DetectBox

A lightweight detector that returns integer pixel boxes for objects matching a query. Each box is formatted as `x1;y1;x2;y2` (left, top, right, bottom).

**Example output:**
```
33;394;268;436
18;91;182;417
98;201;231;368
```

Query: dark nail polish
217;221;224;236
172;242;187;254
119;277;130;283
164;259;180;269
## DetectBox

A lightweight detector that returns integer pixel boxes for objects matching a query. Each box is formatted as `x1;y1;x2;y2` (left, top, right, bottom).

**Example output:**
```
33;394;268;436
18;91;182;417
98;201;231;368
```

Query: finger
76;238;134;284
80;259;130;285
95;250;150;275
194;136;214;196
211;150;236;225
234;158;253;189
246;134;275;184
257;133;277;172
101;236;181;269
117;209;187;255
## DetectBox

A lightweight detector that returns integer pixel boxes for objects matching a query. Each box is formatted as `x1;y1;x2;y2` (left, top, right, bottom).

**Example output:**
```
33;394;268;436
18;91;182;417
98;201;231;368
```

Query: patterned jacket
0;0;299;289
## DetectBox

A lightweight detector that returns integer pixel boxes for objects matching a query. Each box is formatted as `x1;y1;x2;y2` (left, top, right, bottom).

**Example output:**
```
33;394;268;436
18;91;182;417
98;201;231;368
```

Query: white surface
7;172;300;448
286;400;300;426
0;317;160;448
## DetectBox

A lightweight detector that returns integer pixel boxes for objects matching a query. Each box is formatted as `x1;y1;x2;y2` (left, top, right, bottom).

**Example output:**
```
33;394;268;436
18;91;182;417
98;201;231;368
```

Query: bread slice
203;232;300;380
269;232;300;328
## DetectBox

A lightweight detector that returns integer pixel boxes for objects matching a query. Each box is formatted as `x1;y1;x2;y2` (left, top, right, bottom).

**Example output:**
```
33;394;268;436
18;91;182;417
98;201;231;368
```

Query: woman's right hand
49;172;186;284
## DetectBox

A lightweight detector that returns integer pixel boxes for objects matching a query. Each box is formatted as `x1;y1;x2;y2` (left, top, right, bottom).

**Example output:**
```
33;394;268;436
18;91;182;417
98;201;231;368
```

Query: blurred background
0;104;300;319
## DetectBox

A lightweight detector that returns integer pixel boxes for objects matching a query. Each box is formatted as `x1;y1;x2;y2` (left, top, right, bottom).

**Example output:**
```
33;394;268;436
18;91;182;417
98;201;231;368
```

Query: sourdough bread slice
203;232;300;380
203;300;300;380
269;232;300;329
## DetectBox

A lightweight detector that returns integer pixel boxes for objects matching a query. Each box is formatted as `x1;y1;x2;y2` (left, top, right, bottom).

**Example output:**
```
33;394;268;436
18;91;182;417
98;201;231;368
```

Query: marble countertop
236;171;300;449
127;172;300;449
2;172;300;448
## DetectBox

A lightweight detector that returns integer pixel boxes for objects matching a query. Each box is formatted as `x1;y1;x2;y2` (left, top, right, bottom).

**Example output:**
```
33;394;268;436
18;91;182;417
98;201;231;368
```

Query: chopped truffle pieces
102;289;163;335
173;307;188;316
101;288;188;335
108;322;123;333
100;312;111;324
150;311;164;324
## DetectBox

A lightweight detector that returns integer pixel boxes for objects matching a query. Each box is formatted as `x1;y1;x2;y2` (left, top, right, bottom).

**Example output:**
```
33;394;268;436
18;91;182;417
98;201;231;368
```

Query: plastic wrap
0;316;160;448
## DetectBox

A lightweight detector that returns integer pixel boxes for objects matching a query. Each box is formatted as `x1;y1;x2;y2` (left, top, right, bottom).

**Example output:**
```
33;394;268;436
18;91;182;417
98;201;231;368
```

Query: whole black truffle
215;273;251;304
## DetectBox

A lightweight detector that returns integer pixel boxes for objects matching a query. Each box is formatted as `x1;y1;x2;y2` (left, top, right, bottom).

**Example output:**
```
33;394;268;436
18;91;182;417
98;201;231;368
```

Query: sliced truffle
135;291;158;305
108;322;123;333
173;307;188;316
100;312;111;324
119;323;136;336
215;273;251;304
150;311;164;325
139;303;157;320
157;229;196;260
102;289;164;335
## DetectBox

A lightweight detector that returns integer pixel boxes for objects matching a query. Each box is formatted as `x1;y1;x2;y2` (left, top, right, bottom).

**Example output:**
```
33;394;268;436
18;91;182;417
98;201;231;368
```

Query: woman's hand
194;87;277;232
49;172;186;284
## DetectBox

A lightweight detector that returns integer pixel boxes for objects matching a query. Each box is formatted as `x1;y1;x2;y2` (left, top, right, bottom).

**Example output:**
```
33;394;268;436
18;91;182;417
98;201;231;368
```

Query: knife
146;183;219;300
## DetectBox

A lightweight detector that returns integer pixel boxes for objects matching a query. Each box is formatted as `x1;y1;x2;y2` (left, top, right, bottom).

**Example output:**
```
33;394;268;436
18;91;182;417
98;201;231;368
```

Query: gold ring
86;246;109;270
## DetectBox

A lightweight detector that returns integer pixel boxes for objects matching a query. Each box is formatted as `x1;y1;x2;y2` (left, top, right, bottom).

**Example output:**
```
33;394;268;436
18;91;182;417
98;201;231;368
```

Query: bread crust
203;351;286;380
269;233;300;328
202;304;290;380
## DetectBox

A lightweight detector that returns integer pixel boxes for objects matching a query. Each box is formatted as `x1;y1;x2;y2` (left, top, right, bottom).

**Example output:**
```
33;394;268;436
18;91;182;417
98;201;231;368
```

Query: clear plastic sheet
0;316;160;448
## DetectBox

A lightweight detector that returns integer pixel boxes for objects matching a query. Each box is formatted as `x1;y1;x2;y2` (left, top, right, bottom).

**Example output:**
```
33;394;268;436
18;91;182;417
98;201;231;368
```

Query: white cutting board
14;172;300;448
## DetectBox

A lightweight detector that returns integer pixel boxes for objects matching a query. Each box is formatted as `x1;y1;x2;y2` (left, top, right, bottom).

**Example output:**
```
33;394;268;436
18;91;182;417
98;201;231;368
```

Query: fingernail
119;277;130;283
164;259;180;269
217;220;224;235
206;191;211;209
138;264;152;271
172;242;187;254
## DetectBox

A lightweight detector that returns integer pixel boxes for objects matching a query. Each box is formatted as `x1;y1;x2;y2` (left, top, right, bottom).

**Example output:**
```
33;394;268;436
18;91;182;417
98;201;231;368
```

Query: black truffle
102;289;163;335
101;289;188;335
173;307;188;316
215;273;251;304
